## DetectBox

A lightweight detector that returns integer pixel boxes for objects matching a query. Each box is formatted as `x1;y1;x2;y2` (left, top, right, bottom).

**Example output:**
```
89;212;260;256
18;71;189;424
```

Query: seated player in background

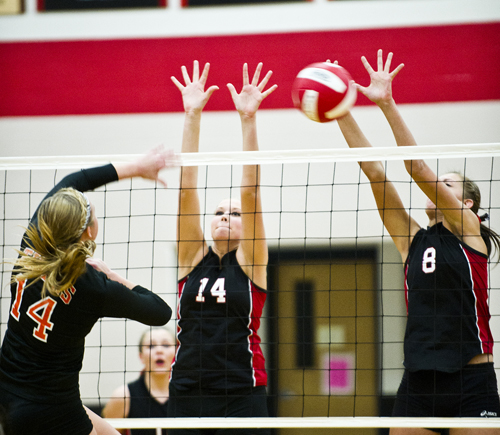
103;327;175;435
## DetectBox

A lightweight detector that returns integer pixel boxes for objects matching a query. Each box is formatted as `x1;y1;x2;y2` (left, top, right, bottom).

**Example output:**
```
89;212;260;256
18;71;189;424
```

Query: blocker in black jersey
404;223;493;373
0;148;175;435
169;62;275;434
337;49;500;429
171;248;267;391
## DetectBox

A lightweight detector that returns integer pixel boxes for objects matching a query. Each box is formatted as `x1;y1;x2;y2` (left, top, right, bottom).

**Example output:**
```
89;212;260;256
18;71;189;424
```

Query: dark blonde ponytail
12;188;96;297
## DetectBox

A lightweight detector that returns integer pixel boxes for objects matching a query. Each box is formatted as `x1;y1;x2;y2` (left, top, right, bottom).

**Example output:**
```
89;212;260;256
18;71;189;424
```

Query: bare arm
227;63;277;288
113;145;177;187
337;53;420;261
171;61;219;277
360;50;481;245
101;384;130;435
337;113;419;261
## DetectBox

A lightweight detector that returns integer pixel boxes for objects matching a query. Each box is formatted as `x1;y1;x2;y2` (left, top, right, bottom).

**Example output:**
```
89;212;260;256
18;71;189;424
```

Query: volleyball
291;62;357;123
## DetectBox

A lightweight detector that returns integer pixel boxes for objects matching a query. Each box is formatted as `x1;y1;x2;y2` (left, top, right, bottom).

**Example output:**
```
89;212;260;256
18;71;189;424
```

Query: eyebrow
215;207;242;212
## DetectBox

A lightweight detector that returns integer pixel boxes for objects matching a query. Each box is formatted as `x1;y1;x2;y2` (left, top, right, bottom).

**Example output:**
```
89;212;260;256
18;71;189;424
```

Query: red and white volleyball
291;62;357;123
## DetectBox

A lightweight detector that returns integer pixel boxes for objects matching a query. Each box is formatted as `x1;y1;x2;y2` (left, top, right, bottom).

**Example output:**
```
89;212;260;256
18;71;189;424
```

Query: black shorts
392;363;500;424
0;384;93;435
167;384;270;435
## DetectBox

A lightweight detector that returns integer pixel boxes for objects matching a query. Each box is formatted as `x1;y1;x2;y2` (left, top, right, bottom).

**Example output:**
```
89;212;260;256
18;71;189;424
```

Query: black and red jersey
127;375;168;434
0;165;172;403
403;222;493;372
170;247;267;391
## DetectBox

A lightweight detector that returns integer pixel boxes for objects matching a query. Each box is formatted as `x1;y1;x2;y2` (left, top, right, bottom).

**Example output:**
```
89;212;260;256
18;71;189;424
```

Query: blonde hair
12;188;96;297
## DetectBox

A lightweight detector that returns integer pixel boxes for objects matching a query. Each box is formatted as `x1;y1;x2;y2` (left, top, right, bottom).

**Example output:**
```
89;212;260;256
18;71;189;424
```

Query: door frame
266;244;380;418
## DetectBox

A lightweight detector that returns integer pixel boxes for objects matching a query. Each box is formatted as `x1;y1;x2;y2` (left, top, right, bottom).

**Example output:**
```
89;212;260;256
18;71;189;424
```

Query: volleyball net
1;143;499;432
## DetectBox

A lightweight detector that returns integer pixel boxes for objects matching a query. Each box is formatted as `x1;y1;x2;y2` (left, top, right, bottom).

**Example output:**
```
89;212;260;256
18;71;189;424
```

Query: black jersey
403;223;492;372
128;375;168;435
0;165;172;403
170;247;267;391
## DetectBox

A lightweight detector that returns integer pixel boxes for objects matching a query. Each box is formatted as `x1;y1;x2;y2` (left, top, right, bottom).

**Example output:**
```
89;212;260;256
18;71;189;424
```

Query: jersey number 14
195;277;226;303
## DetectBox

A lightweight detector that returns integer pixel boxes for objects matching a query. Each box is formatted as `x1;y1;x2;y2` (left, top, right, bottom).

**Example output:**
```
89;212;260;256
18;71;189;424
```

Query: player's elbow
154;304;173;326
404;159;425;177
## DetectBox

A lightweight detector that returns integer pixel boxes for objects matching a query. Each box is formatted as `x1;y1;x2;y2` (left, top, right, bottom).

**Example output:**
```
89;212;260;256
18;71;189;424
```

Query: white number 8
422;247;436;274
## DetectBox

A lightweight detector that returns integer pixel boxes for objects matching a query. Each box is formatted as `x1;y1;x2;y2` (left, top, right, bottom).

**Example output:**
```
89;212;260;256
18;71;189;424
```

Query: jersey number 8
422;247;436;274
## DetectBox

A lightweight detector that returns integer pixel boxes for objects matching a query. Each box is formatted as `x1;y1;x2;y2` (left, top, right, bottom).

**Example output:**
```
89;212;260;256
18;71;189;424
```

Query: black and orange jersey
0;165;172;403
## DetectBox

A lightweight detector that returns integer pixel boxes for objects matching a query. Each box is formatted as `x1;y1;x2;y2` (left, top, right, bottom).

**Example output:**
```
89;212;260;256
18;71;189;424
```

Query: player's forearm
378;99;417;148
337;112;386;181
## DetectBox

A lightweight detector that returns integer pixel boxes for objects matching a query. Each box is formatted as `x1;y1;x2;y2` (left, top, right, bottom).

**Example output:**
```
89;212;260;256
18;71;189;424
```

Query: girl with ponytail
0;146;177;435
336;50;500;433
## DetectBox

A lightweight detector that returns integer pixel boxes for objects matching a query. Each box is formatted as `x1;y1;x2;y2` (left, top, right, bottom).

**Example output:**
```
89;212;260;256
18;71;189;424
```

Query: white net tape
106;416;499;430
0;143;499;170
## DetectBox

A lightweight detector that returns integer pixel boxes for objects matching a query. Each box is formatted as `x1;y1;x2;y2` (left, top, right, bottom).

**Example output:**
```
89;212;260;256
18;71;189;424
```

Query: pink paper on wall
323;353;354;395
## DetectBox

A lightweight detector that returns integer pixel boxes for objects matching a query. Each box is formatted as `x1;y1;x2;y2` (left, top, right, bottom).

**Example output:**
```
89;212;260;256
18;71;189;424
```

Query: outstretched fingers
261;83;278;99
199;62;211;86
192;60;200;82
170;75;184;91
390;62;405;79
361;55;375;75
242;63;250;86
377;48;384;71
381;49;404;77
251;62;263;87
383;51;393;72
258;69;273;92
181;64;191;85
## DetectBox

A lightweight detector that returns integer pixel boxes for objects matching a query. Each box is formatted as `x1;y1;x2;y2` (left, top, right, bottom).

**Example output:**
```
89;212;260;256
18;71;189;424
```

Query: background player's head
139;328;175;374
12;187;97;297
211;198;242;244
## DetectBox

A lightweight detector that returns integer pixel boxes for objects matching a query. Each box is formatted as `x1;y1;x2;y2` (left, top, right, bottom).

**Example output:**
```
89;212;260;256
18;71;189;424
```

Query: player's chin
213;230;231;240
425;199;436;211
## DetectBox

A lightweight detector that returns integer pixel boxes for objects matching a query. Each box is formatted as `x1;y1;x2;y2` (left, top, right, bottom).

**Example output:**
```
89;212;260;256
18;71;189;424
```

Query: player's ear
464;198;474;209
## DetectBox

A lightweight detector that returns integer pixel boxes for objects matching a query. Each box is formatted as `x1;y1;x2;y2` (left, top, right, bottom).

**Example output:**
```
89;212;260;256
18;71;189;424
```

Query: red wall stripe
1;22;499;117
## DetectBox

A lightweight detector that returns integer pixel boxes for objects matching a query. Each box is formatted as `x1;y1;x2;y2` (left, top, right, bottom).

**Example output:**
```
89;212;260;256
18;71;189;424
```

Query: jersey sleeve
86;268;173;326
31;164;118;223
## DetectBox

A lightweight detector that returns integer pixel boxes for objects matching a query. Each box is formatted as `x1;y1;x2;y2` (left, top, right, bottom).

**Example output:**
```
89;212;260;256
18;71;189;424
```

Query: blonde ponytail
12;188;96;297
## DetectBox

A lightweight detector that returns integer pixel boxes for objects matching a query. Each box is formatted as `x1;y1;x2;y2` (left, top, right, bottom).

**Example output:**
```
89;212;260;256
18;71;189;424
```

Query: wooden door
269;250;378;435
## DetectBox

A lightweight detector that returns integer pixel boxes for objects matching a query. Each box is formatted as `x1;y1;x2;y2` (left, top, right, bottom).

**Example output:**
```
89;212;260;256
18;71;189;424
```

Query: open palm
227;63;277;118
355;49;404;105
171;61;219;113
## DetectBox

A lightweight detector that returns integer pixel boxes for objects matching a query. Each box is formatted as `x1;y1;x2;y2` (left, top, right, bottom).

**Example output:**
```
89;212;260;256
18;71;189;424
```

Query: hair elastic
79;192;91;235
479;213;490;222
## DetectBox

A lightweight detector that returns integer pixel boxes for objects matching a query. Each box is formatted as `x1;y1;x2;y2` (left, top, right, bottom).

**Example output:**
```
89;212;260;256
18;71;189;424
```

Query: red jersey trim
247;280;267;387
460;245;493;355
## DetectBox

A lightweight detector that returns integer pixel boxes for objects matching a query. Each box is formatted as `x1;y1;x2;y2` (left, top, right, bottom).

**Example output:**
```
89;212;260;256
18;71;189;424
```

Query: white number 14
196;278;226;303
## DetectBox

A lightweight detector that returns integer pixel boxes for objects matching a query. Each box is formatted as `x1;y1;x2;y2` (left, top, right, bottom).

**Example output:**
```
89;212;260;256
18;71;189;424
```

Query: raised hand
135;145;178;188
227;63;277;118
171;61;219;114
355;49;404;106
